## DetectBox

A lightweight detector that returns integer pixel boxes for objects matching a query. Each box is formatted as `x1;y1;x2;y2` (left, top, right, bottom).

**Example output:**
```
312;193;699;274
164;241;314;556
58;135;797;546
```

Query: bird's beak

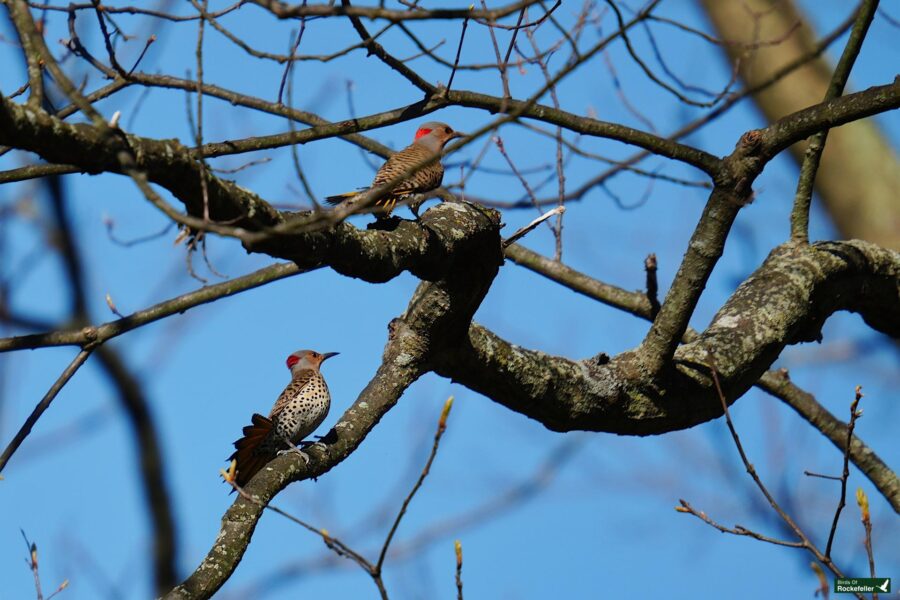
321;352;339;361
450;130;465;140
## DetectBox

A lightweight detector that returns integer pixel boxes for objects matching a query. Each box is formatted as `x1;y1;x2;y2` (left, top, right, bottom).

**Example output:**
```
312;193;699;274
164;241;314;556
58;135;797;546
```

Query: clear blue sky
1;1;897;598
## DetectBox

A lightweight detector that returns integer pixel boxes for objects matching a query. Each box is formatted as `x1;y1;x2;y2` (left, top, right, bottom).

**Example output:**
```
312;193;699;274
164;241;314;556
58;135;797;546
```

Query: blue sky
1;1;898;598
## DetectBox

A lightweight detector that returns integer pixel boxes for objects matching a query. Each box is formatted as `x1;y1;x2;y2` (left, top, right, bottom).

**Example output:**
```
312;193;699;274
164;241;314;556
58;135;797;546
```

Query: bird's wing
372;144;443;196
269;369;317;421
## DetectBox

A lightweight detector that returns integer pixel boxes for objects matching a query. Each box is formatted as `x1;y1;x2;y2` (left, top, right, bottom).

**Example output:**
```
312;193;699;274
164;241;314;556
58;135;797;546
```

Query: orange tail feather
228;413;276;489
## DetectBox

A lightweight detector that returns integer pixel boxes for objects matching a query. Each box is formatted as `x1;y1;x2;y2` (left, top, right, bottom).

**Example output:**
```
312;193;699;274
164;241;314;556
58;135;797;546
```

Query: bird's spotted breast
270;369;331;445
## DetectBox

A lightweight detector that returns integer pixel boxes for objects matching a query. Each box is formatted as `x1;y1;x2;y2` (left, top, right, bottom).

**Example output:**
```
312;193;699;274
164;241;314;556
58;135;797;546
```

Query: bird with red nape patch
228;349;338;489
325;121;464;218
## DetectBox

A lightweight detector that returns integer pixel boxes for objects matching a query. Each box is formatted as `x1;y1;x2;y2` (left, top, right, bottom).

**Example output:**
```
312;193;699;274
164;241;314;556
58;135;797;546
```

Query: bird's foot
277;442;310;465
300;441;328;453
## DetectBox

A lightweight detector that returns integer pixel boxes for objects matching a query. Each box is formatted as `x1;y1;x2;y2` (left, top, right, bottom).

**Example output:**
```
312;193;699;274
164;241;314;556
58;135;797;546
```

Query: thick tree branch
506;243;899;511
640;78;899;374
437;239;899;435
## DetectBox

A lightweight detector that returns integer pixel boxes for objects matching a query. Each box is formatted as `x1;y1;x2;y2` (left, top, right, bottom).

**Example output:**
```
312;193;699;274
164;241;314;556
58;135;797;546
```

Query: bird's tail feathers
324;190;366;205
228;413;275;490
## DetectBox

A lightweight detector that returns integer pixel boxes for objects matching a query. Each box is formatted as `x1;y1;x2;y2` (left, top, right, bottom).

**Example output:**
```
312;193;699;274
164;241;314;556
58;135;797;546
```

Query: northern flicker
228;349;338;488
325;121;464;218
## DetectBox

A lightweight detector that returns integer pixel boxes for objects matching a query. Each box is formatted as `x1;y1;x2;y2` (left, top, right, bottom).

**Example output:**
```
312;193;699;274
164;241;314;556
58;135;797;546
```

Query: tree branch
790;0;880;243
437;240;899;436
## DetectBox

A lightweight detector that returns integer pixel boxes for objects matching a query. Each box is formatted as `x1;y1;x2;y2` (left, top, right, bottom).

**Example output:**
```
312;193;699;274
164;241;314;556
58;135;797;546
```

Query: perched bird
325;121;464;218
228;349;338;488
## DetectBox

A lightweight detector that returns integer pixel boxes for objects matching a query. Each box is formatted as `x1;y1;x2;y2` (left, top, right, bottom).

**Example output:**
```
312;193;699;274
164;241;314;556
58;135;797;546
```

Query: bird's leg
277;439;310;465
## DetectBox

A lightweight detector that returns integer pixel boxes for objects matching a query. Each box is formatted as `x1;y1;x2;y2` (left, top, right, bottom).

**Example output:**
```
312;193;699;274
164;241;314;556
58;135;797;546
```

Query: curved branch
506;243;899;510
436;239;899;435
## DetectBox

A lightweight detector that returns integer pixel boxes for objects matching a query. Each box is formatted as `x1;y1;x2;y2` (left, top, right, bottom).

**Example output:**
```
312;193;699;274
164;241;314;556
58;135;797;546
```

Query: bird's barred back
372;144;444;195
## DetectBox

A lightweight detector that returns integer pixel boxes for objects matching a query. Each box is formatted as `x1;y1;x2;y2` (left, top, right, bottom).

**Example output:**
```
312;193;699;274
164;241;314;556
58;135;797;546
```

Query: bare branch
0;349;93;474
790;0;880;243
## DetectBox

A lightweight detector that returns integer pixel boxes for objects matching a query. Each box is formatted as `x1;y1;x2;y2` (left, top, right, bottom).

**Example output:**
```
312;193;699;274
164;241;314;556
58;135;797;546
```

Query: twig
644;253;659;318
493;135;547;222
90;0;128;78
192;0;211;224
445;16;469;91
675;500;804;548
0;262;304;352
210;157;272;174
804;471;841;481
23;530;43;600
0;350;93;473
480;0;512;103
824;385;863;558
705;364;854;586
376;397;454;572
221;462;375;573
790;0;879;243
502;206;565;247
19;530;69;600
285;29;320;208
524;24;565;259
603;0;731;108
855;489;876;586
128;34;157;75
277;2;308;105
454;540;464;600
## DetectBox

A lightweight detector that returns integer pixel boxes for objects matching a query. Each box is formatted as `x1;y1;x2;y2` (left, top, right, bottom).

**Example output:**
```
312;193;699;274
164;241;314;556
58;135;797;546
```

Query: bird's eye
444;127;451;133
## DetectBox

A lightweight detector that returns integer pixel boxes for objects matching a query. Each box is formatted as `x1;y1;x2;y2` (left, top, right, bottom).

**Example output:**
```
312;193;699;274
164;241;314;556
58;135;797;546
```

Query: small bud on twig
105;293;125;318
856;488;869;523
439;396;454;432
